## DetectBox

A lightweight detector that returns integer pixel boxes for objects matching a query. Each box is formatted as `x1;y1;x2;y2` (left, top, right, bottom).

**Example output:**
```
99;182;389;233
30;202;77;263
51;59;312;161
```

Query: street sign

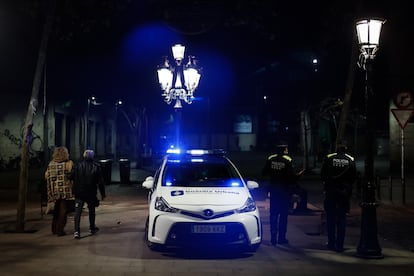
394;90;413;108
391;109;414;129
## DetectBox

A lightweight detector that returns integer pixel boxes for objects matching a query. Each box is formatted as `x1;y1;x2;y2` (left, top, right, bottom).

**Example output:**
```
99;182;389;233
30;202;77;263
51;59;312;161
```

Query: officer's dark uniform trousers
324;195;347;250
269;185;290;241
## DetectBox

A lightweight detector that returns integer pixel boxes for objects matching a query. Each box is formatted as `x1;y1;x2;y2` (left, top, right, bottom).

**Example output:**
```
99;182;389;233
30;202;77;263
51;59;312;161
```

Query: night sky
1;0;413;138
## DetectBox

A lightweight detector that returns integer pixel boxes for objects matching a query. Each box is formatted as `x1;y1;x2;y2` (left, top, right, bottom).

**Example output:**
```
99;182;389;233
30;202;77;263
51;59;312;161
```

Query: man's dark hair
83;149;95;160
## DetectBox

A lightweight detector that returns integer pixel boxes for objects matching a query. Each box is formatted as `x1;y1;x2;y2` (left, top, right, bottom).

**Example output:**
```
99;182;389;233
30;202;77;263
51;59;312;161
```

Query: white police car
142;149;262;252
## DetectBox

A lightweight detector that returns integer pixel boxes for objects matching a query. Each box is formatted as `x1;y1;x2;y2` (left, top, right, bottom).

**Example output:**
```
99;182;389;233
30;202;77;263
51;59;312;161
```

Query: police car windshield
162;161;241;187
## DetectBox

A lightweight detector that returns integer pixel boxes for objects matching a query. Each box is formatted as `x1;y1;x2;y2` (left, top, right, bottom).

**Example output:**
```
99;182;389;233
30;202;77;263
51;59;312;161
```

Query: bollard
119;158;130;184
98;159;113;185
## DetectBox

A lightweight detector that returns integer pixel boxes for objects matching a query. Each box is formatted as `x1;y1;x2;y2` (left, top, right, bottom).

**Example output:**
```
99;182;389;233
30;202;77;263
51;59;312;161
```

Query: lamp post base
356;202;383;259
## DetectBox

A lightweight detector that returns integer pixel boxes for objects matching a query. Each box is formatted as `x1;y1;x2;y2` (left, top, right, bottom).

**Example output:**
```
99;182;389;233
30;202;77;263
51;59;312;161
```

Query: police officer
320;142;357;252
262;144;304;245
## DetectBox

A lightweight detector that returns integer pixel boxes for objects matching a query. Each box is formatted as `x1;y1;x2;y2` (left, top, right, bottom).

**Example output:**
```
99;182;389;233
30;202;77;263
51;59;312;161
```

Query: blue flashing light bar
188;149;207;155
230;181;241;187
190;158;204;163
166;148;181;154
166;148;227;156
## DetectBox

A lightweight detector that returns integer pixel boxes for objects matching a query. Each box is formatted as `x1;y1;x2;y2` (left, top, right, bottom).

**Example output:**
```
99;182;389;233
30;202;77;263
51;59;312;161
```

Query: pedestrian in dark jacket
262;144;304;245
321;142;357;252
72;150;106;239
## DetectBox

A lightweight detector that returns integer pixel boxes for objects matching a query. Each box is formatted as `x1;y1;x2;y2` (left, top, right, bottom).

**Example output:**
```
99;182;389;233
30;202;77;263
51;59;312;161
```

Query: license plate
192;224;226;233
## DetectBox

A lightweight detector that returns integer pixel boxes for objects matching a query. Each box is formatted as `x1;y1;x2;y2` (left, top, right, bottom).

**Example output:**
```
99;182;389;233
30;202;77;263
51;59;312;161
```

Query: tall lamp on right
355;18;385;259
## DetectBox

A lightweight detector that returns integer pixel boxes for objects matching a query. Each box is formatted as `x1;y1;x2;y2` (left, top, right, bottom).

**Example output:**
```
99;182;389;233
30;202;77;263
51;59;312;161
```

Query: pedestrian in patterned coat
45;146;74;236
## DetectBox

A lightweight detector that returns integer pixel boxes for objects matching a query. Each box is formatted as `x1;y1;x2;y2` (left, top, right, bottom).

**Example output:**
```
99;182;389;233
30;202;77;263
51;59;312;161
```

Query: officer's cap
336;141;348;152
276;143;288;153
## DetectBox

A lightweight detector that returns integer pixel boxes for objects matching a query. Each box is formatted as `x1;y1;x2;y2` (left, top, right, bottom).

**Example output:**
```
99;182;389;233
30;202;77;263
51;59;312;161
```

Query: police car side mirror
142;176;154;189
246;180;259;190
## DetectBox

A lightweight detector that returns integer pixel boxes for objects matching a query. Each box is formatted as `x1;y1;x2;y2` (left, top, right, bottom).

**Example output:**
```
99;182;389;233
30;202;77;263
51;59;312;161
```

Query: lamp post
85;95;102;151
157;44;201;148
113;100;123;161
355;18;385;259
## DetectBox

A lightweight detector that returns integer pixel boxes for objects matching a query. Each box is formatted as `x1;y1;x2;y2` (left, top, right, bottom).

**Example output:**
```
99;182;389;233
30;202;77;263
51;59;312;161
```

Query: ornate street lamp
156;44;201;148
356;19;385;64
355;18;385;259
157;44;201;109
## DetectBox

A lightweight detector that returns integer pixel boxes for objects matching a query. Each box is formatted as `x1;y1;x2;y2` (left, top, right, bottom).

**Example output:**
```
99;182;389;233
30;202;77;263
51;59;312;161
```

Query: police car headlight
154;197;179;213
237;197;257;213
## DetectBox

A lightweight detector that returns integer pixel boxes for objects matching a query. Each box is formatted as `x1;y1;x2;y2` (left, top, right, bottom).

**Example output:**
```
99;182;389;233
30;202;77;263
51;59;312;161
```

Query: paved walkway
1;157;414;275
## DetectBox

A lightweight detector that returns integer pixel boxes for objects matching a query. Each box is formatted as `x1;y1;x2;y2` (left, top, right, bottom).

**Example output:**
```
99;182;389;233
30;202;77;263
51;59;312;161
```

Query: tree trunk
335;32;359;147
16;0;56;232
